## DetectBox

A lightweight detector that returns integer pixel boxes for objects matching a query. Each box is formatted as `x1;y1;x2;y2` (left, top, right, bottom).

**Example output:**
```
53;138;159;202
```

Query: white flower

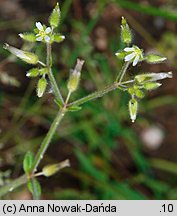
36;22;43;31
124;46;143;66
35;22;52;43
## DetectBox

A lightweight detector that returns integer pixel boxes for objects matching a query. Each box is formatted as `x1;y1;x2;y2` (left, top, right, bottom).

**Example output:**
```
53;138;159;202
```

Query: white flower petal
133;55;139;66
124;47;135;52
36;22;43;31
45;27;52;34
44;36;50;42
36;37;43;41
125;53;135;61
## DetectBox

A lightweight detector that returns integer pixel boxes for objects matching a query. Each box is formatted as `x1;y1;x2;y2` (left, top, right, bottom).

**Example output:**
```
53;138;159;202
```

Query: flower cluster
4;3;65;98
19;3;65;44
115;17;172;122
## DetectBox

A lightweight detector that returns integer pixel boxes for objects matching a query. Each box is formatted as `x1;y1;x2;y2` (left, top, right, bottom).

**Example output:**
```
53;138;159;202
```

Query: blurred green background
0;0;177;200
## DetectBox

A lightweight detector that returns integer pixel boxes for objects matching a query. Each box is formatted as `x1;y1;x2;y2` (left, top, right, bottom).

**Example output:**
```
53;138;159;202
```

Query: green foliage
23;151;34;175
27;179;41;199
1;0;176;201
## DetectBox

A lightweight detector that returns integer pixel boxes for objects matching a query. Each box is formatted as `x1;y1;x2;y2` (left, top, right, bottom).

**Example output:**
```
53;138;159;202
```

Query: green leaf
68;105;82;112
19;33;36;42
37;77;47;98
26;68;39;78
54;99;62;108
27;179;41;199
23;151;34;175
49;3;60;28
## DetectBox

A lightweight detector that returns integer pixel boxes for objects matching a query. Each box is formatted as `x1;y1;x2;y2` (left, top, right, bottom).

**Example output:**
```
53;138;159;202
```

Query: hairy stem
31;108;66;173
0;108;66;198
0;175;26;198
68;82;119;107
0;78;134;197
46;43;64;106
116;61;130;83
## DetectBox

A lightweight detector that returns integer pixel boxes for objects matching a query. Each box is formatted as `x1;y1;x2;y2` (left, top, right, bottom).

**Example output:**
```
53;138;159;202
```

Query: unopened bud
115;51;127;60
53;34;65;43
144;82;162;90
26;68;39;77
67;59;84;93
146;54;167;64
135;72;172;83
121;17;132;45
129;98;138;123
4;43;39;65
49;3;60;28
42;159;70;177
19;33;36;42
37;77;47;97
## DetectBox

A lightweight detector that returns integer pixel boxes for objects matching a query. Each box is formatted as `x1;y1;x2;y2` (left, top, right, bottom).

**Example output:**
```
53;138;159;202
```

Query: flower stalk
0;5;172;199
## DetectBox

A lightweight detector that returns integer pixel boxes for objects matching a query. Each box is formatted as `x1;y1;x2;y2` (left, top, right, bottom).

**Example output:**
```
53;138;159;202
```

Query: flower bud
146;54;167;64
42;159;70;177
4;43;39;65
19;33;36;42
67;59;84;93
135;72;172;83
121;17;132;45
129;98;138;123
144;82;162;90
26;68;39;77
49;3;60;28
37;77;47;97
52;34;65;43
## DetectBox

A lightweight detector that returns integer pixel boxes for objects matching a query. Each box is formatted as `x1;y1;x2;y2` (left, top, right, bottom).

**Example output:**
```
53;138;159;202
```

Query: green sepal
39;68;48;76
128;87;135;95
23;151;34;175
135;89;145;98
